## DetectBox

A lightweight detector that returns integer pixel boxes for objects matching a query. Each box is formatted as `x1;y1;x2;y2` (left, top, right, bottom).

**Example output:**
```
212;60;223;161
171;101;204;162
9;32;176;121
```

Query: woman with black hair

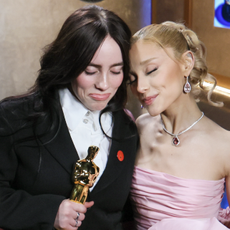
0;5;138;230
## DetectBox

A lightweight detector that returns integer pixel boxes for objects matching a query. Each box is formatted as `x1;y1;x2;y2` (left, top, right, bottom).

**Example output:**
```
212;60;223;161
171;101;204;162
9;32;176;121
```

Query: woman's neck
160;97;202;135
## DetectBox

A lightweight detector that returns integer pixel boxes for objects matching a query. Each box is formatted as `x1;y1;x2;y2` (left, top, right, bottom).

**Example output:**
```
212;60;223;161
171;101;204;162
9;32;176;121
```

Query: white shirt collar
59;88;112;133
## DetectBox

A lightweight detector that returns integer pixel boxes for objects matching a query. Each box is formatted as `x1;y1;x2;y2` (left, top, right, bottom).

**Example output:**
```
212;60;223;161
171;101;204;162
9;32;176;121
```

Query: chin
146;107;161;117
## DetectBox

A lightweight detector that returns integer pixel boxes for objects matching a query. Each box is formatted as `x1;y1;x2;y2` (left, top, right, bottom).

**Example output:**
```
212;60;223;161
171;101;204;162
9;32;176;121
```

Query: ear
181;51;194;76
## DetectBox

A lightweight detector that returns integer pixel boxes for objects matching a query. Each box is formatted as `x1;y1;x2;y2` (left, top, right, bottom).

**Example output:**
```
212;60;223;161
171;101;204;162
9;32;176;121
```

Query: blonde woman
129;21;230;229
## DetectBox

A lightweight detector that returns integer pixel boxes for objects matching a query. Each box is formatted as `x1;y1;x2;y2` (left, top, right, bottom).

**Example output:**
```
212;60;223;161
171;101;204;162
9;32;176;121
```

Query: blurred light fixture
81;0;103;2
203;81;230;97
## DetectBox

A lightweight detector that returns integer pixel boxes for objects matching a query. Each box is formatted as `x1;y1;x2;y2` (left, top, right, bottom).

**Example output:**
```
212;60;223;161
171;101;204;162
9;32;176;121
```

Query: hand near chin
54;199;94;229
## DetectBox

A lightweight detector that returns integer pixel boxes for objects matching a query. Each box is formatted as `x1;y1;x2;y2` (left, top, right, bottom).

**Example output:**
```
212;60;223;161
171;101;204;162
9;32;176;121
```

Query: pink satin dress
130;166;228;230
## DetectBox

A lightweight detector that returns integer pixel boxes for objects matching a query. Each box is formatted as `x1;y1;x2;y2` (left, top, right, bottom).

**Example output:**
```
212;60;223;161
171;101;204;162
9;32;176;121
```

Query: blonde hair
132;21;222;107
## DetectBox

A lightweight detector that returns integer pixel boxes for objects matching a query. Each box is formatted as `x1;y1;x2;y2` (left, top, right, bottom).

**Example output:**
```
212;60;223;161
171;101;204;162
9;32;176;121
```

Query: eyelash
85;70;122;75
85;71;97;75
111;71;121;75
128;68;157;85
147;68;157;75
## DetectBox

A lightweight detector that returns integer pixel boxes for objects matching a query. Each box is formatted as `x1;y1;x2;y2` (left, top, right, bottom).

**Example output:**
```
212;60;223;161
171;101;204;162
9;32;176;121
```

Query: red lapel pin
117;150;124;161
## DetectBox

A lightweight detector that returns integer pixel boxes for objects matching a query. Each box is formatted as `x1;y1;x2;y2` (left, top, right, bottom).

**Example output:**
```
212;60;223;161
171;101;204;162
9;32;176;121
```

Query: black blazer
0;95;138;230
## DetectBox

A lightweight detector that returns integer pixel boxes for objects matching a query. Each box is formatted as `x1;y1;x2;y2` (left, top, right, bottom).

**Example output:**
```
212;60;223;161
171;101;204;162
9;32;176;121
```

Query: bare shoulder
136;113;160;132
204;116;230;152
207;120;230;177
135;113;161;165
205;116;230;139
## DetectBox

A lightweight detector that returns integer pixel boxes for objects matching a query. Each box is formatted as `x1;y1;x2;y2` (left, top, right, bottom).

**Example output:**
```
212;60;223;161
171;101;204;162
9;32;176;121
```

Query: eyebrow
130;57;157;75
140;57;157;65
88;62;124;68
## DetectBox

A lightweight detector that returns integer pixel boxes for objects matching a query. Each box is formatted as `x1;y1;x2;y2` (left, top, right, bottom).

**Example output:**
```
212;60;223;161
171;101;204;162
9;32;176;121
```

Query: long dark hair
1;5;132;143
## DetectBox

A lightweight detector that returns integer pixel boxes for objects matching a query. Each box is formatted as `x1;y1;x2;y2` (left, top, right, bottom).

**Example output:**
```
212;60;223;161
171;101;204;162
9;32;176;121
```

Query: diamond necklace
161;112;204;146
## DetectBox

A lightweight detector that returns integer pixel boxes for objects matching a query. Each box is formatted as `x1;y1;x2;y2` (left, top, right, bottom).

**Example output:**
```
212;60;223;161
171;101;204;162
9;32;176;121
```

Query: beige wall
0;0;151;119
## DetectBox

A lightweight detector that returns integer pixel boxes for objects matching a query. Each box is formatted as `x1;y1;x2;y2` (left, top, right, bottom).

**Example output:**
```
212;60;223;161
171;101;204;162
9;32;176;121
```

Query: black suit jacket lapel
41;107;79;175
90;110;135;194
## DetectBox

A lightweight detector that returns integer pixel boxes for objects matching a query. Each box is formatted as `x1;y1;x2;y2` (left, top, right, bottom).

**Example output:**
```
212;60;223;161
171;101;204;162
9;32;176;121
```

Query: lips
142;95;158;106
89;93;111;101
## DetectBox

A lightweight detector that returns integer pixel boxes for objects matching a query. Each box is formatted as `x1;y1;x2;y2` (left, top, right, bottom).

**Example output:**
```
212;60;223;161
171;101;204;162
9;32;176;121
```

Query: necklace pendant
161;112;204;147
172;136;180;146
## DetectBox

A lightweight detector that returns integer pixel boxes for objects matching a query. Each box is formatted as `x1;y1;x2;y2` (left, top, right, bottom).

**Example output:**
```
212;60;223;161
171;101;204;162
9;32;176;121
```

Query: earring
183;76;191;94
141;105;144;109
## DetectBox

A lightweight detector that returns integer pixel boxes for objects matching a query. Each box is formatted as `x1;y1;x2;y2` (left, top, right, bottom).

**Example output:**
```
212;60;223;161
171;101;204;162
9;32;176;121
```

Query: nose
95;72;109;91
136;76;149;94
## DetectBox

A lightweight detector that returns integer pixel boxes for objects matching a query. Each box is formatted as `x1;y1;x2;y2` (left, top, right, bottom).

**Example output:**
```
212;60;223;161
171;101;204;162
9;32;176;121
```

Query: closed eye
147;68;157;75
111;70;122;75
85;70;97;75
110;66;123;75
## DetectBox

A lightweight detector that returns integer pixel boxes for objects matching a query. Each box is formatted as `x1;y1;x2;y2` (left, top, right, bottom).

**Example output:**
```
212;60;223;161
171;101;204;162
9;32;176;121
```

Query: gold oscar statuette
70;146;100;204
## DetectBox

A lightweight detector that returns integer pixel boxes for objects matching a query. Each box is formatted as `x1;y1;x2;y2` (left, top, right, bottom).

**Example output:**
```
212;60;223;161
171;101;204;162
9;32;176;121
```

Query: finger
75;213;85;222
71;218;82;228
75;211;80;220
70;201;88;213
84;201;94;209
75;211;85;221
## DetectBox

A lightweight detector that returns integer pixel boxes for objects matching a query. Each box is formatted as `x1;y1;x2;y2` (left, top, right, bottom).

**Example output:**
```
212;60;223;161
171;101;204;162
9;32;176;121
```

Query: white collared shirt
59;88;113;190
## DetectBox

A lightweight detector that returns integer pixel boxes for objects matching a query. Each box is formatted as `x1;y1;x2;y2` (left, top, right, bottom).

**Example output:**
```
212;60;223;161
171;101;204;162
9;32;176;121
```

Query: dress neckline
134;165;225;184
